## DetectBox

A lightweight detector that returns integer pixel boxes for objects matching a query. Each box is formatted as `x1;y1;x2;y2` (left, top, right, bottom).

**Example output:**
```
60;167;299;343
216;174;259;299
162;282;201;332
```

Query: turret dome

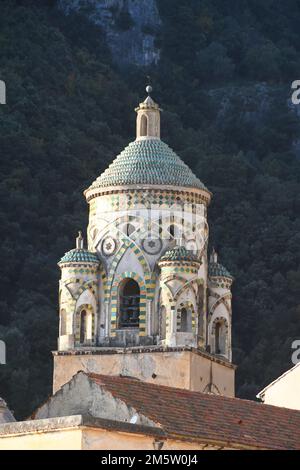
58;249;99;266
159;246;200;264
208;250;233;280
58;231;99;267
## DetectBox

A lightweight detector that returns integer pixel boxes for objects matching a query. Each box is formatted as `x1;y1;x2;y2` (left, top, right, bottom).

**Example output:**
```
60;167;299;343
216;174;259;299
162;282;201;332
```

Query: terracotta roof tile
87;373;300;450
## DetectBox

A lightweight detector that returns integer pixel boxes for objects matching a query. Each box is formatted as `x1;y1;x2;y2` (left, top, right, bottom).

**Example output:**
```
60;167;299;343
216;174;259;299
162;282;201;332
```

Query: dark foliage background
0;0;300;418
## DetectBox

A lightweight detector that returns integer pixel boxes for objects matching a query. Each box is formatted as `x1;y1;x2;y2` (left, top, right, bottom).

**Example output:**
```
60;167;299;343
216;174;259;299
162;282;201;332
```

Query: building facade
1;372;300;450
54;88;235;395
2;89;300;451
257;362;300;410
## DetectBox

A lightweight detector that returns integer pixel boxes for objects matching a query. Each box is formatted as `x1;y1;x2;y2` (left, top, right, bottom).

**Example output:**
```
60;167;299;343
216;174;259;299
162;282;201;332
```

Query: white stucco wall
258;363;300;410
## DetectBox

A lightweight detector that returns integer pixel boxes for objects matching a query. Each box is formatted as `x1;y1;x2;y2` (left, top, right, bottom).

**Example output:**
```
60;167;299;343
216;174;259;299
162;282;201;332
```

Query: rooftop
87;138;208;192
160;246;200;263
58;248;99;266
32;371;300;450
208;261;233;279
84;373;300;450
257;362;300;399
0;414;164;439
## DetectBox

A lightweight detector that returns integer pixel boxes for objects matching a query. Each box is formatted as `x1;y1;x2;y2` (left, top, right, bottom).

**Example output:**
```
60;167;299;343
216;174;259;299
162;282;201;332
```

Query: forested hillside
1;0;300;418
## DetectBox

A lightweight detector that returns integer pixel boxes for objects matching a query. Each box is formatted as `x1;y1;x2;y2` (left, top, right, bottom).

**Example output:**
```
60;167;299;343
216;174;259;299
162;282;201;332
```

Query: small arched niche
214;319;227;356
180;307;193;333
77;306;93;345
140;114;148;137
119;278;140;328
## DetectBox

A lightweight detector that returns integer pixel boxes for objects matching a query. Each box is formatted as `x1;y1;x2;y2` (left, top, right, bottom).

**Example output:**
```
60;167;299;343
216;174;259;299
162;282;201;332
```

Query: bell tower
53;87;236;398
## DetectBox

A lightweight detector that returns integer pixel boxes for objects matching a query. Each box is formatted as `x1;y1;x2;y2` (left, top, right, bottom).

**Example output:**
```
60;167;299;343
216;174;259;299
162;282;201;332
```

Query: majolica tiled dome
58;249;99;265
209;261;233;279
160;246;200;263
89;139;208;191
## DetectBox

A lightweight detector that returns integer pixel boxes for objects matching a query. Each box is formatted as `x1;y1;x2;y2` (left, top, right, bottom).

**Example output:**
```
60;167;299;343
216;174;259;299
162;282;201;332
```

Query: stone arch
60;282;77;322
131;215;194;246
63;277;98;302
100;264;108;303
75;304;95;345
106;239;151;301
144;215;193;243
160;284;175;307
64;277;85;299
173;278;199;304
110;272;147;337
162;274;188;285
76;280;97;300
124;223;136;237
118;278;140;328
146;270;157;301
194;218;209;250
208;293;232;319
114;214;144;232
211;317;229;356
176;301;196;333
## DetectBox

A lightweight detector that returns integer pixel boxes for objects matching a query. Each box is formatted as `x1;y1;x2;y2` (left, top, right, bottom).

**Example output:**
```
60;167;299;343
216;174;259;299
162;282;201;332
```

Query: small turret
58;232;100;351
135;86;161;140
208;250;233;361
158;246;203;348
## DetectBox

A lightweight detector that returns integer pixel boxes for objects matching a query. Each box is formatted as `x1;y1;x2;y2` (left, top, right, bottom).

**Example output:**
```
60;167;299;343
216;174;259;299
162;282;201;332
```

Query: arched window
140;114;148;137
168;224;182;240
124;223;135;237
180;307;192;333
119;278;140;328
76;305;94;345
160;306;166;340
169;224;175;238
80;309;87;344
60;309;67;335
215;321;226;355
